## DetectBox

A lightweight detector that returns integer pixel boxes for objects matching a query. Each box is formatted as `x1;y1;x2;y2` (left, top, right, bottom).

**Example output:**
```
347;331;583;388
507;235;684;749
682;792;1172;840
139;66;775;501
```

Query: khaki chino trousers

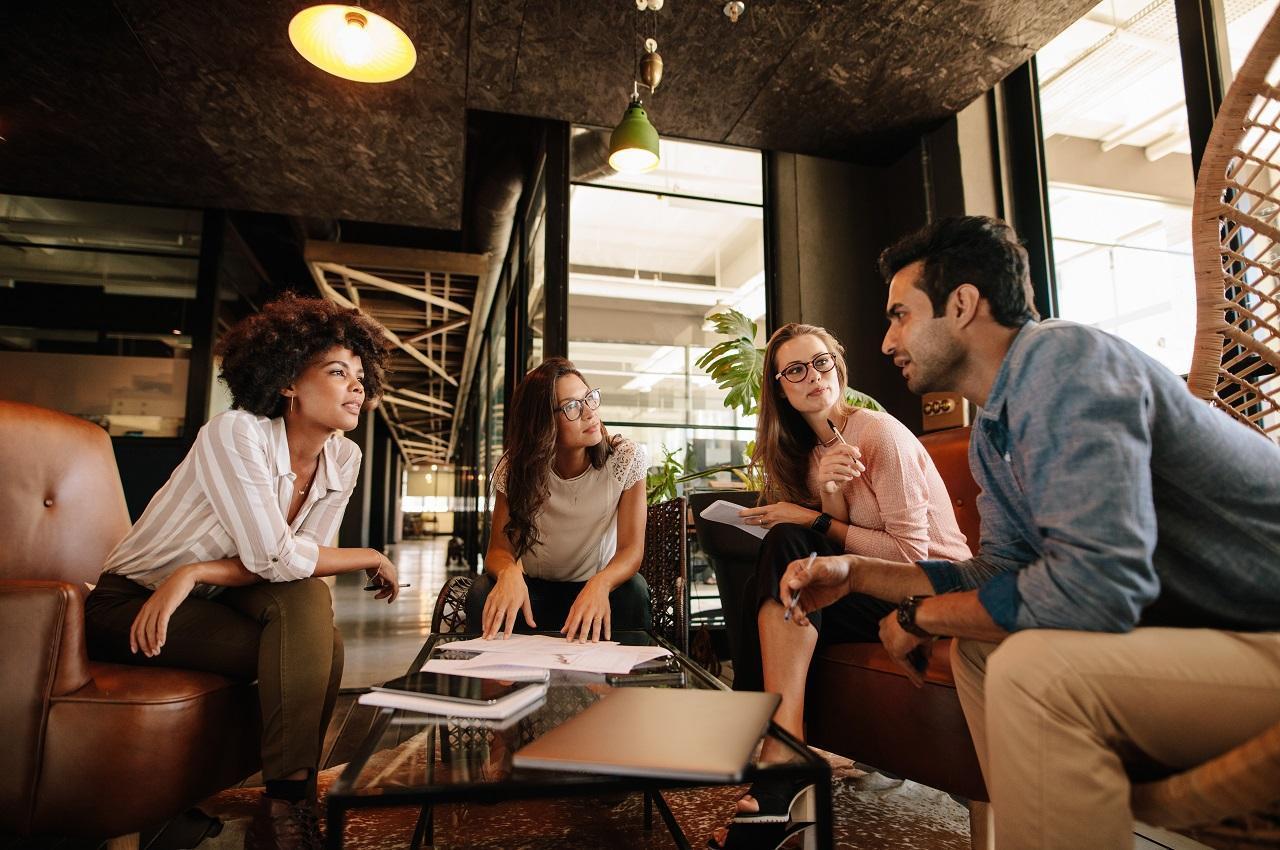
951;627;1280;849
86;573;344;785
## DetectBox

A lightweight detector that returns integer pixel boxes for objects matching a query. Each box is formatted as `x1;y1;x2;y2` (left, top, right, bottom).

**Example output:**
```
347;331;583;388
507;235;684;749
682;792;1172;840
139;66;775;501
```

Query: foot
244;795;322;850
707;820;812;850
732;778;812;824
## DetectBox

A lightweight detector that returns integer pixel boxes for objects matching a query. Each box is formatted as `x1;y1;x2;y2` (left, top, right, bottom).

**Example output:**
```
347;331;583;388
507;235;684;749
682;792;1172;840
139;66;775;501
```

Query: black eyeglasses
556;388;602;421
775;353;837;383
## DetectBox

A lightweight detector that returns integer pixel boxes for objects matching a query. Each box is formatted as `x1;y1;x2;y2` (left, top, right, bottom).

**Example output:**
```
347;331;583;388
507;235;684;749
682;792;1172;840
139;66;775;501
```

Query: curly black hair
214;292;391;417
878;215;1039;329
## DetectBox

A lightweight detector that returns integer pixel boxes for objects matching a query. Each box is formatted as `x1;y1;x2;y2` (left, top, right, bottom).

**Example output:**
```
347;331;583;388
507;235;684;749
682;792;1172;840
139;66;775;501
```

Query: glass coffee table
325;631;833;849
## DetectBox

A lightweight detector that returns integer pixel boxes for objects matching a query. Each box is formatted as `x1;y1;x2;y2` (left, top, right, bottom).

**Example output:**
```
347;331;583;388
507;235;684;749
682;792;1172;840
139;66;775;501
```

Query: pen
363;582;411;591
784;551;816;622
823;417;851;494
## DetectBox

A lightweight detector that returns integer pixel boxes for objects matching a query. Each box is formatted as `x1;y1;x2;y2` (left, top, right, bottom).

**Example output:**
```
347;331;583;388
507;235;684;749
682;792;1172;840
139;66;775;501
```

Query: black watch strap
897;594;933;639
810;512;833;534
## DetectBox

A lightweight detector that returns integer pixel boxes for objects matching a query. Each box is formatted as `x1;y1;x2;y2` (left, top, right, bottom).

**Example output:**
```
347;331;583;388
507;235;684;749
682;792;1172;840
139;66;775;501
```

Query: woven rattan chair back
1189;7;1280;441
1127;7;1280;838
429;498;688;652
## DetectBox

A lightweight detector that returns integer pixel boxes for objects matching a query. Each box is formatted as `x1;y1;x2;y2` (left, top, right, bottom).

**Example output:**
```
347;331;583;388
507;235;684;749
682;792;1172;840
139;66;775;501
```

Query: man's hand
482;570;534;639
780;555;854;625
878;611;929;687
739;501;817;531
364;552;401;603
130;566;198;657
562;574;612;643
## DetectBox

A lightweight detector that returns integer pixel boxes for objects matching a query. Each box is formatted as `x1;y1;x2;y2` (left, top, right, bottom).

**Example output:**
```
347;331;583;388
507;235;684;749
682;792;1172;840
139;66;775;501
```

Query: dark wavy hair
877;216;1039;328
500;357;614;560
214;292;390;417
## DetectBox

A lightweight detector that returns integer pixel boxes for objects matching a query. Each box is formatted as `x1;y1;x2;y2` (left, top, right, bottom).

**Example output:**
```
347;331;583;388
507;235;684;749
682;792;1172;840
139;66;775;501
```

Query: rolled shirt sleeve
193;413;320;582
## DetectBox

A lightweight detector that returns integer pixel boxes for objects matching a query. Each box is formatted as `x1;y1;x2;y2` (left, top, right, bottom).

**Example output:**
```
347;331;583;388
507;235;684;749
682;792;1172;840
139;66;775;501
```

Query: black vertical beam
185;210;223;438
761;152;780;339
1174;0;1230;176
1000;60;1059;319
338;413;373;548
543;120;571;359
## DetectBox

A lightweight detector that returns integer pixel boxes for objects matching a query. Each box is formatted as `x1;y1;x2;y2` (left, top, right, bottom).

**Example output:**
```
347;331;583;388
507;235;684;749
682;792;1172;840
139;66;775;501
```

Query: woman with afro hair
85;293;398;849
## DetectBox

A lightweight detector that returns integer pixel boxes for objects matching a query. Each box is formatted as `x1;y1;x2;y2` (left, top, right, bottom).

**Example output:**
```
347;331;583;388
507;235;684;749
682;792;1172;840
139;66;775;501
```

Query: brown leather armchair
805;425;987;803
0;401;260;841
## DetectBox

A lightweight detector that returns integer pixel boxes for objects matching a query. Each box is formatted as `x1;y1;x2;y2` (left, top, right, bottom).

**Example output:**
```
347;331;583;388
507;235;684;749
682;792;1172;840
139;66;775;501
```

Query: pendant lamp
289;4;417;83
609;89;661;173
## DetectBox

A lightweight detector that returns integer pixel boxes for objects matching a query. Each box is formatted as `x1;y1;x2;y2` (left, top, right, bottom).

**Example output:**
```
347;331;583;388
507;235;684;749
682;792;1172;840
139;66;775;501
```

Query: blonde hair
752;323;853;506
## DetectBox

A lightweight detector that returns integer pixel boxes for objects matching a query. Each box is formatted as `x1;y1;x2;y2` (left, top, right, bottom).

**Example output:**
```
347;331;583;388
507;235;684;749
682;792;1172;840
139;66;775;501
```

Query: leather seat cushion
31;662;260;836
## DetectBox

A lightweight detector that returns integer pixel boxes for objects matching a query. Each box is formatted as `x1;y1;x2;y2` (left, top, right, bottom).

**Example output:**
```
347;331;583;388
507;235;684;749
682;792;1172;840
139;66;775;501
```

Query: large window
567;133;766;487
0;194;202;436
1036;0;1278;374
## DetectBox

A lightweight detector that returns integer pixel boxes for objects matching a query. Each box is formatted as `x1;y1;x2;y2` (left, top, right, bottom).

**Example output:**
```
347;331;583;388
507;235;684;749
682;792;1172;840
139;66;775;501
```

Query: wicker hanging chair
1128;8;1280;845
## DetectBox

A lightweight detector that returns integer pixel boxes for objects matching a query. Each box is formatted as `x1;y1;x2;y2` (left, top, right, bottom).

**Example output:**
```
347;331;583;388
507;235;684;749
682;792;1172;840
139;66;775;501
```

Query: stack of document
433;634;673;677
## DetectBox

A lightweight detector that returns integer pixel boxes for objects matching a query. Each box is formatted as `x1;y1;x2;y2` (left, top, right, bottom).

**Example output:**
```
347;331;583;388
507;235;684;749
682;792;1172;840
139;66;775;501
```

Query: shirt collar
270;416;345;493
977;319;1037;422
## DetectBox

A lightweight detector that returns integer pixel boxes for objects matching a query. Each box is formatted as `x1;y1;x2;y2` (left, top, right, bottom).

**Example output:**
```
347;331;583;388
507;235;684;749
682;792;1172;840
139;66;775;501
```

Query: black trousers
463;572;653;634
734;523;894;692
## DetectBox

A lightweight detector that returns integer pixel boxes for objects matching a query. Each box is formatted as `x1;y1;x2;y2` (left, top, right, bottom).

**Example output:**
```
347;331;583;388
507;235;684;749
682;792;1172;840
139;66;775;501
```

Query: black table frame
324;631;833;850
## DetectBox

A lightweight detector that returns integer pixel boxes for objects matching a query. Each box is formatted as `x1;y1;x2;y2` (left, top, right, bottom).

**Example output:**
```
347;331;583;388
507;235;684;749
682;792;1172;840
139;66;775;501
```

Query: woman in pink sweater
710;322;970;850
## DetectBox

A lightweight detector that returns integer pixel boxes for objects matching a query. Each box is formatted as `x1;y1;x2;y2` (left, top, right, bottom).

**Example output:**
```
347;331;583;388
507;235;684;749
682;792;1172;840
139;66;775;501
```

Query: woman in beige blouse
466;357;649;643
711;323;970;850
84;295;401;850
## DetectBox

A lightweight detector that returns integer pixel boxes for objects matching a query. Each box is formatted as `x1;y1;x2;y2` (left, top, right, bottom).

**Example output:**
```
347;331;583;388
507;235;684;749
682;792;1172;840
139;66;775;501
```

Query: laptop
512;688;781;783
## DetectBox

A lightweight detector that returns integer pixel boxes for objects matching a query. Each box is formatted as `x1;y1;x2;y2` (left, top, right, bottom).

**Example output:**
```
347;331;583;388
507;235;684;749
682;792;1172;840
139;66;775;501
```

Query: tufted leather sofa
805;425;987;802
0;401;260;840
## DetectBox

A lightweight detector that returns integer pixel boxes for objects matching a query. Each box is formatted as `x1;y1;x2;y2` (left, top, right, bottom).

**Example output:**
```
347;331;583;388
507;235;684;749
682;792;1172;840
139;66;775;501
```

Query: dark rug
201;749;971;849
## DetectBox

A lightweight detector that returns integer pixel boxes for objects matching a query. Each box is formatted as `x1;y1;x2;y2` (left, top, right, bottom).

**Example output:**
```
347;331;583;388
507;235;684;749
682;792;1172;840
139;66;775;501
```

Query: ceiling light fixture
289;4;417;83
609;12;664;173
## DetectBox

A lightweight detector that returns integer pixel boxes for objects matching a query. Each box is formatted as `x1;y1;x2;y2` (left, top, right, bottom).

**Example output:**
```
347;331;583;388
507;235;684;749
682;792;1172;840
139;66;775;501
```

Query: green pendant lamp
609;87;661;173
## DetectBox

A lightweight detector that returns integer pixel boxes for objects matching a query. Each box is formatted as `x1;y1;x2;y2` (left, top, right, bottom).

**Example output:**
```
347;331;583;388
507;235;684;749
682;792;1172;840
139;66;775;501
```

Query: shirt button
270;556;279;563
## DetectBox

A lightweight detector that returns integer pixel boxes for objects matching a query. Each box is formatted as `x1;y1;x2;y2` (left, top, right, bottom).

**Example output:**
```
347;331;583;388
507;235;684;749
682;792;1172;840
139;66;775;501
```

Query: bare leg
733;597;819;817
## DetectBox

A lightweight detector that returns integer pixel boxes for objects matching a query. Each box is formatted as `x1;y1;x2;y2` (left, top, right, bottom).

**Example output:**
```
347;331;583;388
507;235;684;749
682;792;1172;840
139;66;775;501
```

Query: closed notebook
513;688;781;782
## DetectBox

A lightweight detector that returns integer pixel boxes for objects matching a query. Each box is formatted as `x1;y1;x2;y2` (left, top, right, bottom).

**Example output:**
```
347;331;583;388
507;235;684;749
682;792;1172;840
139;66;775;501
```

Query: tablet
371;672;534;705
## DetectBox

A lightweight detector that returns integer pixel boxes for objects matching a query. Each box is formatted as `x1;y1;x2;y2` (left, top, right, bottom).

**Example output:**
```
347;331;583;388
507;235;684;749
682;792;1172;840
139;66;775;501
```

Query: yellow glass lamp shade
289;5;417;83
608;97;661;173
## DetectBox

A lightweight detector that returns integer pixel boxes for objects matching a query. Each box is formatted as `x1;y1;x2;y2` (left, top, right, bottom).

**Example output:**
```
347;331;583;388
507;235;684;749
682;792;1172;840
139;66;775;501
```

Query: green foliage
844;386;886;412
694;308;765;417
646;445;685;505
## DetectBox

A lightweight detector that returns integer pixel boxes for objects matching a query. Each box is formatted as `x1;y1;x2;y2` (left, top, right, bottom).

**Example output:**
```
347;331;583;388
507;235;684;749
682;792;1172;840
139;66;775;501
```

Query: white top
493;438;647;582
104;410;361;594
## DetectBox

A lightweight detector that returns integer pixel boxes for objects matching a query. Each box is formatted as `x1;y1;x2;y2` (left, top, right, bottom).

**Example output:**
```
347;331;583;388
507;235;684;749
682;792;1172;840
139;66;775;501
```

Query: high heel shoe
706;819;813;850
706;779;815;849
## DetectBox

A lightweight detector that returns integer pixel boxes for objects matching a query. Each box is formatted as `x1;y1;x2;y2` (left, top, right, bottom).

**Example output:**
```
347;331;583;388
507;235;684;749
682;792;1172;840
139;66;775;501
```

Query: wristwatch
810;512;833;534
897;594;933;639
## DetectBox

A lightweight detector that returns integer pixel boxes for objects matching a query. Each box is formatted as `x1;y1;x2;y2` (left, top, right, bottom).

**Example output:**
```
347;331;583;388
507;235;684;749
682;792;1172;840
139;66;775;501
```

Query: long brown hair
752;323;853;506
500;357;614;559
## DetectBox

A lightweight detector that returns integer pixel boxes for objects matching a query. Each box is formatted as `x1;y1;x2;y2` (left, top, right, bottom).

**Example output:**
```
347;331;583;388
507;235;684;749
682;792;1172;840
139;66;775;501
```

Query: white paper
419;659;549;682
453;645;672;675
698;499;767;539
443;634;619;654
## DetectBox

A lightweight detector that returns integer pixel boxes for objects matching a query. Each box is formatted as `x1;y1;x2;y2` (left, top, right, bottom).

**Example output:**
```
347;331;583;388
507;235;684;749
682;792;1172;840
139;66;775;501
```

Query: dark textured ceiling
1;0;1093;230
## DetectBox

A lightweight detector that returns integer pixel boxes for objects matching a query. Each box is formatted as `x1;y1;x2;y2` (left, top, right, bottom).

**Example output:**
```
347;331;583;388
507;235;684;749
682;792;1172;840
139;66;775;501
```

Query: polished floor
332;537;459;689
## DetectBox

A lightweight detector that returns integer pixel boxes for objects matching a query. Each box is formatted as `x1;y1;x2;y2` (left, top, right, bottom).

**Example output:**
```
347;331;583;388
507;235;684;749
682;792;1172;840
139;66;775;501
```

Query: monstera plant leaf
695;308;765;417
844;386;886;412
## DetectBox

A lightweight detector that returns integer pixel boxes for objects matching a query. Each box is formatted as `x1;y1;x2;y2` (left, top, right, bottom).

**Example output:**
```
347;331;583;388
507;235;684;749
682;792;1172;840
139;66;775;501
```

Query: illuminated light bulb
339;12;373;65
289;4;417;84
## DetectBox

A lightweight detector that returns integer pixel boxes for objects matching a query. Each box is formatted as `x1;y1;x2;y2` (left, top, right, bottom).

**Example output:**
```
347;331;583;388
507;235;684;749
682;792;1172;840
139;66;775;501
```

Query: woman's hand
364;551;401;603
130;566;198;657
483;569;534;639
738;501;818;531
816;443;864;492
779;554;855;626
562;574;613;643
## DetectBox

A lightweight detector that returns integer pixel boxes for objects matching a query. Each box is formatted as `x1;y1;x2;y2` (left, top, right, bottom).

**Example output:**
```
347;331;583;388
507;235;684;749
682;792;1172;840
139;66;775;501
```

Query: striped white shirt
104;409;361;594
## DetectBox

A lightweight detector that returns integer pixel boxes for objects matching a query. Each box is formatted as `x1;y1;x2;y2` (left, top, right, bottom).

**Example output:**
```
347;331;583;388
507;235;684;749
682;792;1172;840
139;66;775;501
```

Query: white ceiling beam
383;394;453;417
311;270;459;386
397;388;454;409
404;316;469;345
316;262;471;315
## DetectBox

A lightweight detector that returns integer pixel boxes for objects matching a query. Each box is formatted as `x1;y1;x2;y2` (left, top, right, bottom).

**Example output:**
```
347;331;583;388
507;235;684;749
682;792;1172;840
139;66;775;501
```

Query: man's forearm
915;590;1009;642
847;555;936;601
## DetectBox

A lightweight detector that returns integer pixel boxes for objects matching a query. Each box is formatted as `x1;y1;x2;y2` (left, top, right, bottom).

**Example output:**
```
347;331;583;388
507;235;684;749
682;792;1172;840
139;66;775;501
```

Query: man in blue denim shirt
783;217;1280;849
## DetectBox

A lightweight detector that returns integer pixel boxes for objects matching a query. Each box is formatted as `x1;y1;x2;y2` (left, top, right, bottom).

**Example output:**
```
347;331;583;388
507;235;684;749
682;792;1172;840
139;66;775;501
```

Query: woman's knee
258;577;336;634
610;573;652;628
